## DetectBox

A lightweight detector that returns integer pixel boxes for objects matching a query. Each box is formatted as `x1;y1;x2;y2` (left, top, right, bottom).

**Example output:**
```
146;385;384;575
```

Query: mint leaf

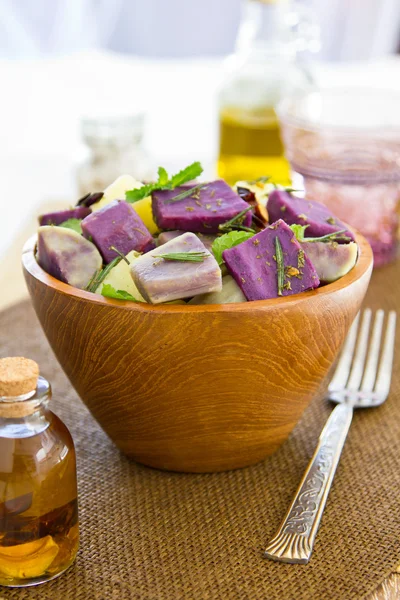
157;166;169;186
59;218;82;234
101;284;139;302
289;224;309;242
125;161;203;203
211;231;254;266
170;161;203;187
125;183;158;202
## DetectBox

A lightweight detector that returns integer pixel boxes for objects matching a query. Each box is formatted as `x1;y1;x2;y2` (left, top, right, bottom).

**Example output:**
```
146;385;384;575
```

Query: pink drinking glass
278;88;400;267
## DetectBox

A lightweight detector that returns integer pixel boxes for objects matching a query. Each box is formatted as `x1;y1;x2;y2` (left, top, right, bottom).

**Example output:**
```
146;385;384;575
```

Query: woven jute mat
1;261;399;600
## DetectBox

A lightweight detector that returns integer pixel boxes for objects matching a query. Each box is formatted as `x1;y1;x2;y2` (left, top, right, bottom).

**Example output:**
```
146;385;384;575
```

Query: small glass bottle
217;0;319;185
0;357;79;587
77;113;153;195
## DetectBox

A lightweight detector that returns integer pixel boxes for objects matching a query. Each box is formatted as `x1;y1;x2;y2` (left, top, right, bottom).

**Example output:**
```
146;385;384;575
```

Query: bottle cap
0;357;39;397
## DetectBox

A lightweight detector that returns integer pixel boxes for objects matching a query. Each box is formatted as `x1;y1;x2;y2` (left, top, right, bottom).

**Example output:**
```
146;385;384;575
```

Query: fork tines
328;309;397;405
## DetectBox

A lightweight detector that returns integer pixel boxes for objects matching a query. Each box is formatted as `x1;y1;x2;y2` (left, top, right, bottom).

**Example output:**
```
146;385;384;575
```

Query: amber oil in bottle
218;105;290;185
0;357;79;587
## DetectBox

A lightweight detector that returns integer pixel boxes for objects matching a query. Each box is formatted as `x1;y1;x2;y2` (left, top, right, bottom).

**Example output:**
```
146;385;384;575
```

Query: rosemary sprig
304;229;351;243
272;184;302;193
218;206;255;233
85;256;123;293
275;237;285;297
290;224;352;244
165;183;208;204
157;252;209;263
109;246;130;264
248;175;271;185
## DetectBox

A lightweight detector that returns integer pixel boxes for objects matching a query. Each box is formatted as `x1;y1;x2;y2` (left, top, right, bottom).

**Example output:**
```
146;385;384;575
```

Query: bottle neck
0;376;51;420
236;0;296;59
235;0;320;61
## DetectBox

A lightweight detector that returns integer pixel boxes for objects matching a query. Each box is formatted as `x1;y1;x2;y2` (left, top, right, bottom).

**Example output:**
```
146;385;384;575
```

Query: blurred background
0;0;400;308
1;0;399;60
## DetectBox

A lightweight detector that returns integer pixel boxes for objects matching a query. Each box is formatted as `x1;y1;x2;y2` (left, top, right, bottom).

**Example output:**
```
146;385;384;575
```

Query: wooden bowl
23;233;373;472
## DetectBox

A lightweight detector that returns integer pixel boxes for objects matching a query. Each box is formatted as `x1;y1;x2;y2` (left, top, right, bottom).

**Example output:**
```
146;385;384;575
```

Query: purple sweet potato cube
157;230;216;251
301;241;358;283
39;206;91;226
268;190;355;242
222;219;320;301
37;225;102;290
81;200;153;263
130;232;222;304
152;180;253;234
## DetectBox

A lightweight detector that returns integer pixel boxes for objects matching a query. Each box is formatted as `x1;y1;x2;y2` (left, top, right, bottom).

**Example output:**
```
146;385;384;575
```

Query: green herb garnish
157;166;169;186
165;183;208;204
169;163;203;188
59;218;82;235
272;184;302;193
125;161;203;202
290;224;351;243
109;246;130;264
218;206;255;233
275;237;285;296
157;252;209;263
85;256;122;293
289;224;309;241
211;231;254;266
248;175;271;185
101;284;139;302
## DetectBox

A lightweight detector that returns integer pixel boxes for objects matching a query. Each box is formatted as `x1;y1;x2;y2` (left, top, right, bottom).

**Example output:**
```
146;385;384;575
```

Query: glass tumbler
278;88;400;266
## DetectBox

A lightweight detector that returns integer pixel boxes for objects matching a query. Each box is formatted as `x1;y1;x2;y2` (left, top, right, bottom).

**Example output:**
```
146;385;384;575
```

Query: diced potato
37;226;102;290
91;174;159;234
152;180;251;233
81;200;153;263
91;175;143;212
189;275;246;304
223;220;319;301
301;241;358;282
131;232;222;304
131;196;159;234
96;250;145;301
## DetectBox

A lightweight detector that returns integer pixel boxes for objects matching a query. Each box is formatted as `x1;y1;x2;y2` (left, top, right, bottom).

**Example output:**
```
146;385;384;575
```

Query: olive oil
0;415;79;587
218;105;291;185
0;358;79;587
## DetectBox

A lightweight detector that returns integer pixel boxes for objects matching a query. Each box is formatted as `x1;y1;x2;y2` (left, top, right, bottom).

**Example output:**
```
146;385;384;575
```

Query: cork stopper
0;357;39;397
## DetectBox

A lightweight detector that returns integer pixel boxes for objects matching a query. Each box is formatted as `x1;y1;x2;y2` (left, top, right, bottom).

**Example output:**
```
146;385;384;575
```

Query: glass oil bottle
217;0;319;185
0;357;79;587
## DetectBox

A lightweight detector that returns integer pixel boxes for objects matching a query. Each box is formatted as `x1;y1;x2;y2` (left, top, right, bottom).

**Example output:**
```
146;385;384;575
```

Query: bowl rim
22;231;373;314
277;87;400;136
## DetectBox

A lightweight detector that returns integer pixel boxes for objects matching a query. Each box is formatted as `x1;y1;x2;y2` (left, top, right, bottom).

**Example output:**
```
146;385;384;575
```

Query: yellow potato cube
131;196;159;234
92;175;143;212
96;250;145;301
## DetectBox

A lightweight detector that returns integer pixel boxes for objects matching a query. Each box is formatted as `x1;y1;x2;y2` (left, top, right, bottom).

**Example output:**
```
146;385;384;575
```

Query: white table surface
1;50;400;311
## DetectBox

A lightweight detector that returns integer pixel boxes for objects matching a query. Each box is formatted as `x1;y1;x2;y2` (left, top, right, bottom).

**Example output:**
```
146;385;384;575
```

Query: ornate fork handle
264;403;354;564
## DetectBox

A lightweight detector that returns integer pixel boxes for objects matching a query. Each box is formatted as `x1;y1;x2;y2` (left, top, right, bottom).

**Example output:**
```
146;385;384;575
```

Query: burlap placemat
0;261;399;600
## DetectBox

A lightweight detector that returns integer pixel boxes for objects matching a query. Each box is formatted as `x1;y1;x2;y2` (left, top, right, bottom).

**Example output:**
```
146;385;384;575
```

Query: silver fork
264;309;397;565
